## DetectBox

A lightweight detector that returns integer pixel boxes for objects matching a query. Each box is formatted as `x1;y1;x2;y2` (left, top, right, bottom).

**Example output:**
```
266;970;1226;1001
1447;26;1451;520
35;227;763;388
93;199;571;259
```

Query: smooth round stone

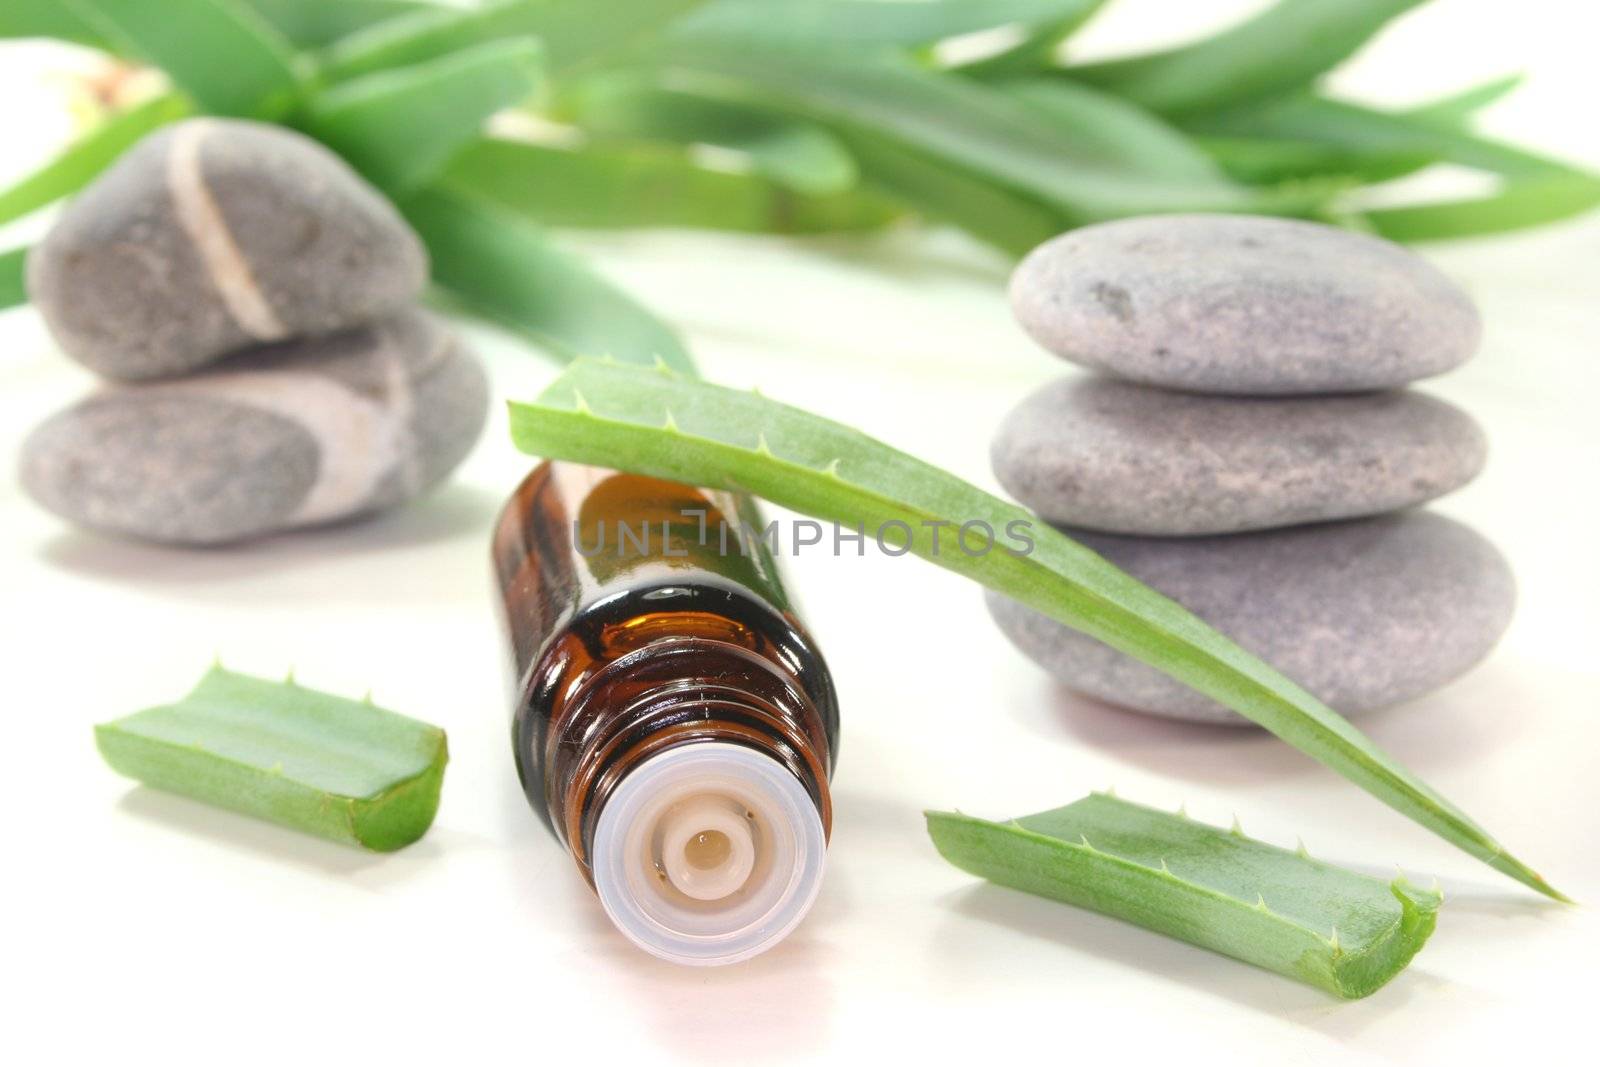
19;310;488;545
1009;215;1481;395
28;117;428;381
987;513;1515;725
992;377;1487;535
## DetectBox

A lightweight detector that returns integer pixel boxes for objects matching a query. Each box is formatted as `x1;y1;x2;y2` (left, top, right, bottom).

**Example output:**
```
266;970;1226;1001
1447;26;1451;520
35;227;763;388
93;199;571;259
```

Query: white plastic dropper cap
591;742;827;966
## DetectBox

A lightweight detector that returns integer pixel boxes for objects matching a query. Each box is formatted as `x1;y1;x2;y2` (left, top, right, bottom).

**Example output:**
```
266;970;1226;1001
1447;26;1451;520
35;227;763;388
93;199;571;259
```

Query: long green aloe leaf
239;0;434;48
830;130;1066;255
1066;0;1429;117
403;189;696;373
999;78;1227;181
1363;174;1600;241
1197;135;1435;184
67;0;305;119
319;0;709;83
565;76;860;196
318;0;548;83
0;93;192;228
434;137;897;233
1189;93;1584;179
305;37;543;193
950;1;1110;78
661;39;1300;226
677;0;1104;48
95;665;448;852
1;0;109;47
0;246;28;311
507;359;1564;899
927;793;1442;998
1405;73;1524;126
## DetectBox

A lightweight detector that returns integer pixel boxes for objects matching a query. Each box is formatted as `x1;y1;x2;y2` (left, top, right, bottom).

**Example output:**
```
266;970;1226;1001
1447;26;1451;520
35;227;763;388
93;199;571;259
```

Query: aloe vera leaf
677;0;1104;48
1;0;110;48
402;188;696;373
318;0;537;82
661;39;1309;227
1188;93;1585;180
317;0;710;83
0;246;27;311
0;93;192;228
237;0;432;48
434;137;897;233
832;129;1066;256
951;1;1110;78
1362;173;1600;242
1066;0;1429;117
999;78;1227;181
1404;73;1525;126
1197;135;1436;184
926;794;1442;999
95;666;447;852
564;77;859;196
304;37;543;193
507;359;1565;900
66;0;305;119
492;0;712;77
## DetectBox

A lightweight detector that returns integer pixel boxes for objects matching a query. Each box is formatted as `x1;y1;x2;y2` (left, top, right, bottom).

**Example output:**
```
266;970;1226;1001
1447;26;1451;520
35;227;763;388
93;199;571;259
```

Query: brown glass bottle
492;461;839;964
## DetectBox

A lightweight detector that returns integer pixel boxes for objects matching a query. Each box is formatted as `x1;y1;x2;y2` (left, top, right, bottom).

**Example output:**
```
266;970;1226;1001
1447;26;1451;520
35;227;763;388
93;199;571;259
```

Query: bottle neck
545;637;833;883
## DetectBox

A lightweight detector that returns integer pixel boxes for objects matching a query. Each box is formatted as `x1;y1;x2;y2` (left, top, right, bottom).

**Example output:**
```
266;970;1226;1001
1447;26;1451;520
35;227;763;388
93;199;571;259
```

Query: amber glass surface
493;462;839;882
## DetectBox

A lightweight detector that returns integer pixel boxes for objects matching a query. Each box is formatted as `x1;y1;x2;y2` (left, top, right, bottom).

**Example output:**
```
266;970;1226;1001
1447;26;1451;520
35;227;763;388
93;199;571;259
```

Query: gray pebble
27;118;428;380
992;377;1487;535
988;513;1515;724
20;310;488;544
1010;215;1481;395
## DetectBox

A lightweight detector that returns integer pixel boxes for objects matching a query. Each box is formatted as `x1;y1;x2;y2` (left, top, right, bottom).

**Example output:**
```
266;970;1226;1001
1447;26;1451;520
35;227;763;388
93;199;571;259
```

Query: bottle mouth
591;742;827;966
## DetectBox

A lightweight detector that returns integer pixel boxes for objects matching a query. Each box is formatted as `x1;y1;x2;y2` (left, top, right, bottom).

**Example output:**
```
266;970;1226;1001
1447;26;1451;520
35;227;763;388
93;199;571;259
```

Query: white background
3;3;1597;1064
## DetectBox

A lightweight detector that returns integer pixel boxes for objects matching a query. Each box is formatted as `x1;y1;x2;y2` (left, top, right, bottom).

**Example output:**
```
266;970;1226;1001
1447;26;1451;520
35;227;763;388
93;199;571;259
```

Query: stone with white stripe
27;118;427;381
19;310;488;544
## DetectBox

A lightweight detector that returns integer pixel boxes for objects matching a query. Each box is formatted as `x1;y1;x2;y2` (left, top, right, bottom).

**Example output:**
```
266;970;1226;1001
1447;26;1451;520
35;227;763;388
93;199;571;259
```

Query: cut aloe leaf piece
507;359;1565;900
927;793;1442;999
95;666;447;852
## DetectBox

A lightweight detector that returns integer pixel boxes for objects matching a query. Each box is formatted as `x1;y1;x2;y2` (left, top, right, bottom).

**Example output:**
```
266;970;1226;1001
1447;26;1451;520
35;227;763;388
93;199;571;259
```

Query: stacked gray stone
19;118;489;545
990;214;1514;725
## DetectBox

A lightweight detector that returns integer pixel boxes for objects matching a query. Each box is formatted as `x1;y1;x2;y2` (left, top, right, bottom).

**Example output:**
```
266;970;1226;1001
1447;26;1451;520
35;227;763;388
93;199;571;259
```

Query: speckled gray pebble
20;310;488;544
27;118;428;381
992;377;1487;535
1010;215;1481;395
987;512;1515;724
